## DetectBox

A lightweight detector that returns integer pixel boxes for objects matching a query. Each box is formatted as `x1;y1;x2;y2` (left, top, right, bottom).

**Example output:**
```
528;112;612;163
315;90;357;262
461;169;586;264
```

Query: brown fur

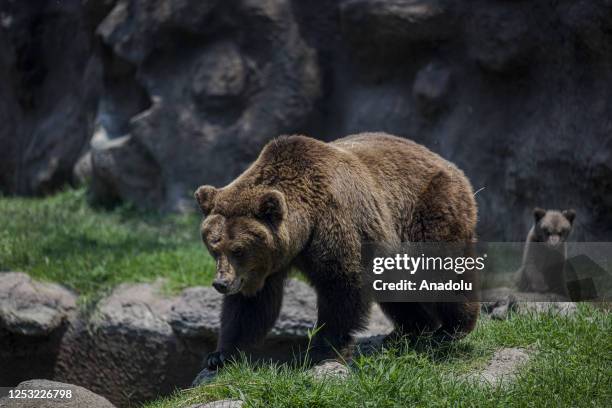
195;132;479;368
516;208;576;297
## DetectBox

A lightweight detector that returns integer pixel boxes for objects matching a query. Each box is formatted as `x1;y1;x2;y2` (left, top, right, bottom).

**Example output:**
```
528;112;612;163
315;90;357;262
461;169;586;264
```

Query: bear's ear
562;209;576;224
194;185;217;216
256;190;287;227
533;207;546;223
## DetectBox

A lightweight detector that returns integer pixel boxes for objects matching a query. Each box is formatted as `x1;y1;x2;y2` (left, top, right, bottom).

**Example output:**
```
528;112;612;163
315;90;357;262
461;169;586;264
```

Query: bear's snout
212;278;230;293
212;276;243;295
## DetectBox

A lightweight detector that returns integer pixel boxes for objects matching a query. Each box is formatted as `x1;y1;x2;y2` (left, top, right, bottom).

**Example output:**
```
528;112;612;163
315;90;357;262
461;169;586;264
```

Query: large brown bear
195;132;479;369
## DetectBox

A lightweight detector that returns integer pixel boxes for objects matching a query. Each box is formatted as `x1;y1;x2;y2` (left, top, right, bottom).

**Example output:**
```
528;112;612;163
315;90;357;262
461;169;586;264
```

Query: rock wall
1;0;611;240
88;0;321;211
0;0;99;196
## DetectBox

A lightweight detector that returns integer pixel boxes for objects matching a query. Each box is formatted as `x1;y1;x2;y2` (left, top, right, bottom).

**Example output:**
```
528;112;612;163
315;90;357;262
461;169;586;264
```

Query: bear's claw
207;351;226;369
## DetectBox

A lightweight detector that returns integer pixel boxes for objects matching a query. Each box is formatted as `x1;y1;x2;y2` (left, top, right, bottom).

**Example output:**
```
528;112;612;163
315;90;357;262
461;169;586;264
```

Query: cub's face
532;207;576;246
195;185;287;296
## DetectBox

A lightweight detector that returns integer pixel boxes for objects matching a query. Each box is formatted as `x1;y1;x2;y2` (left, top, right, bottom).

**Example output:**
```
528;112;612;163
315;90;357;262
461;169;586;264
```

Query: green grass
147;305;611;408
0;188;215;304
1;189;610;407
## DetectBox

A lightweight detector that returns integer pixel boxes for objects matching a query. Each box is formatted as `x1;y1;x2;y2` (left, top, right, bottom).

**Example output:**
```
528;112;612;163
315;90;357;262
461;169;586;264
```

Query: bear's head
532;207;576;246
194;184;289;296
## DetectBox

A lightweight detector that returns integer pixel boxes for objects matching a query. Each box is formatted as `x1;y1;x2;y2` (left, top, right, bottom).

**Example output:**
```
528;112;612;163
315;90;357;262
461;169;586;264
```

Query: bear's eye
230;247;245;259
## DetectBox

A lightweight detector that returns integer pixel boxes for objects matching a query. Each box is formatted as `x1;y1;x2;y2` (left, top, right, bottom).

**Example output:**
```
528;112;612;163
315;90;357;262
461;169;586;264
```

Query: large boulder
0;272;76;336
0;379;116;408
0;272;76;386
54;280;202;407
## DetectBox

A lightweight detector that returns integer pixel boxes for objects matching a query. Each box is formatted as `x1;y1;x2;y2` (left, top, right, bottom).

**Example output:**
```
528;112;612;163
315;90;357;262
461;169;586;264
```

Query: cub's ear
562;209;576;224
194;185;217;215
257;190;287;226
533;207;546;223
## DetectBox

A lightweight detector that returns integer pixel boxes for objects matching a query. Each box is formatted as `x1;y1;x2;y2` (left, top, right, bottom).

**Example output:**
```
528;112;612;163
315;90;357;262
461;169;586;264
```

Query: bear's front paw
206;351;226;370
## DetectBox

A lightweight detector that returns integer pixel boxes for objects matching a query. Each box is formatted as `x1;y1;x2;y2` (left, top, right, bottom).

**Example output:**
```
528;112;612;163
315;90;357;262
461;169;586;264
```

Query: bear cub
516;207;576;297
195;132;480;369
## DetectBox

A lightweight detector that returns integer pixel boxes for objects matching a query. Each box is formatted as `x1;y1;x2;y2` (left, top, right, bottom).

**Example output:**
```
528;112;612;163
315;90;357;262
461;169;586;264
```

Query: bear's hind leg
409;171;479;341
379;302;443;341
434;301;480;341
306;269;370;364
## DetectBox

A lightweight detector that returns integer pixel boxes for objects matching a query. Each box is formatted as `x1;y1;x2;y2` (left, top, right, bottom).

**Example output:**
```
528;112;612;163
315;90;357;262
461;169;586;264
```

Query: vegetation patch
0;189;215;305
146;306;611;408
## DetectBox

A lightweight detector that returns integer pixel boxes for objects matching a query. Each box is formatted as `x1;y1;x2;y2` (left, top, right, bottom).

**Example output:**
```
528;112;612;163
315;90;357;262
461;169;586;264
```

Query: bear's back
333;133;476;240
225;132;475;242
332;132;455;178
331;132;469;202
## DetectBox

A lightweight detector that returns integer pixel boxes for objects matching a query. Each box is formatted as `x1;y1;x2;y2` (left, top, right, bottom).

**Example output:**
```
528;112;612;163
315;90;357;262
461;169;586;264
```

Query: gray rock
468;348;532;386
187;400;244;408
0;272;420;406
481;287;517;320
55;280;207;407
481;289;578;319
490;298;513;321
169;287;223;339
90;280;173;335
0;272;76;336
191;368;218;388
0;273;77;386
309;360;350;380
0;379;116;408
517;301;578;317
90;130;165;208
